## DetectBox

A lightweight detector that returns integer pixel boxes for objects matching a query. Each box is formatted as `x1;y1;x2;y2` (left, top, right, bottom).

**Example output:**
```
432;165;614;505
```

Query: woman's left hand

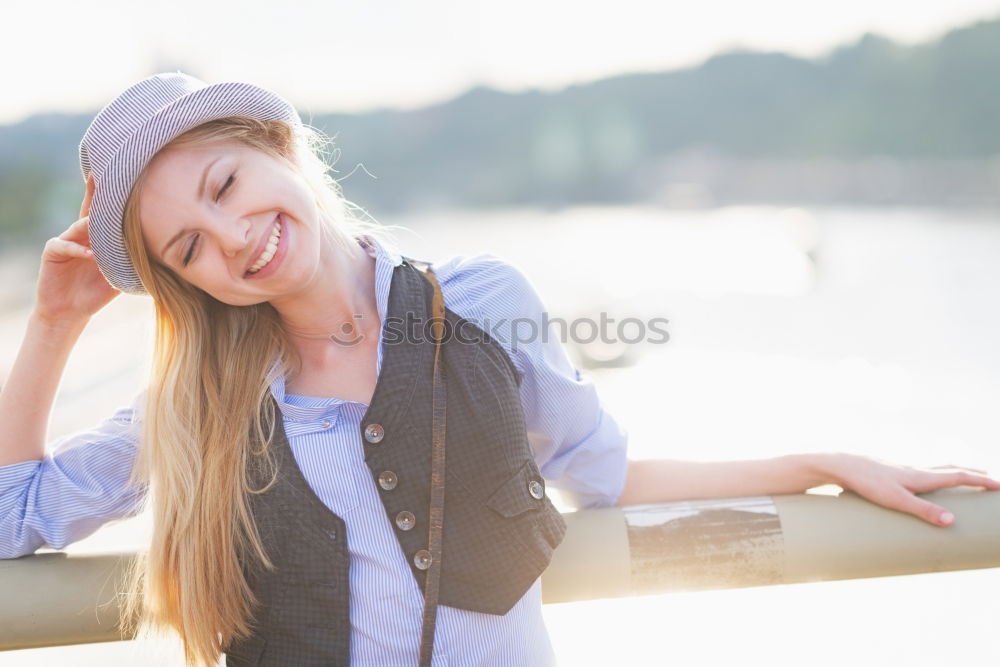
823;453;1000;527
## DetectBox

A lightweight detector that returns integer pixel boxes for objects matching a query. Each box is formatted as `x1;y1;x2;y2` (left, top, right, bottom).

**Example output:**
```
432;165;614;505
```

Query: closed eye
182;172;237;266
216;173;236;201
183;234;199;266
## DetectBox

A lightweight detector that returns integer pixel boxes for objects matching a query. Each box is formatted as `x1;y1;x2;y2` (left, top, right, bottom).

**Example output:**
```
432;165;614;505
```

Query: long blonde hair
118;116;404;666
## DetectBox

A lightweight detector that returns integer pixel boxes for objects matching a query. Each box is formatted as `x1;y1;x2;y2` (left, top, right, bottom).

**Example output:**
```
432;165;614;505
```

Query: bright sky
3;0;999;125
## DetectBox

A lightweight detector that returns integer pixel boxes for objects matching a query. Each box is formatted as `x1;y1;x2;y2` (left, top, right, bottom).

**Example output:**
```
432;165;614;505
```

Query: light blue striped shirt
0;235;630;665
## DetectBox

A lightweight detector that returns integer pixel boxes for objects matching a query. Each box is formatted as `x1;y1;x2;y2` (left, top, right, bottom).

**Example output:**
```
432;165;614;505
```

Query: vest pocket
484;459;547;518
439;457;568;614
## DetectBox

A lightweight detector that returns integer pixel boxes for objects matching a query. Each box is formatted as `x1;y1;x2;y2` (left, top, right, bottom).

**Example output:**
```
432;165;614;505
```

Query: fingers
880;487;954;527
44;237;93;260
948;471;1000;490
846;458;1000;529
915;469;1000;491
58;216;93;247
928;464;988;474
878;469;1000;527
80;173;95;219
914;498;955;527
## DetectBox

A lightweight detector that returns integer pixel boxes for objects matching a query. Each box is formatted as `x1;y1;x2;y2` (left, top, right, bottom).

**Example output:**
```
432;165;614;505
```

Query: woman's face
137;137;324;306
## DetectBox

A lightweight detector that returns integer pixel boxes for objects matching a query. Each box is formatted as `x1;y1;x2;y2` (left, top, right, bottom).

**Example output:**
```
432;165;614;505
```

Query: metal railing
2;487;998;651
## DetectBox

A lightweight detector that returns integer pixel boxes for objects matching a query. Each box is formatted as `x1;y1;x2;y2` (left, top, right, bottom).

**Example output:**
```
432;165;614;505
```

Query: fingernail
940;511;954;524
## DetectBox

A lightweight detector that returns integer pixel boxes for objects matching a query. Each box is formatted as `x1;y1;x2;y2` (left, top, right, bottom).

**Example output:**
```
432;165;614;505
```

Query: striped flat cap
79;71;303;296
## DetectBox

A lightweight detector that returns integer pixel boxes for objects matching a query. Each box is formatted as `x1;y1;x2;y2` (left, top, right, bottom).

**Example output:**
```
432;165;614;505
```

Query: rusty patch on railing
624;497;783;592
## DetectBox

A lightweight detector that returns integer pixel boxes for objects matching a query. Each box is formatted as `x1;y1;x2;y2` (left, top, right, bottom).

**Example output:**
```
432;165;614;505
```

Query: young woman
1;72;997;667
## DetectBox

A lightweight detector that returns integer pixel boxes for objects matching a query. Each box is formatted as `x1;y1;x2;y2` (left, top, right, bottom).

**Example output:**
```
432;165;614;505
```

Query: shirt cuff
0;459;41;517
540;409;629;511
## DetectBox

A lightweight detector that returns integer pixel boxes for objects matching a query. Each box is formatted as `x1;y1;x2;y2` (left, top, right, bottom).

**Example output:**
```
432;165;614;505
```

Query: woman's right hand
34;173;122;327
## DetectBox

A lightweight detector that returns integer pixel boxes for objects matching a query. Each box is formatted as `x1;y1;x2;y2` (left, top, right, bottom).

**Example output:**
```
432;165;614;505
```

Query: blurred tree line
2;17;999;248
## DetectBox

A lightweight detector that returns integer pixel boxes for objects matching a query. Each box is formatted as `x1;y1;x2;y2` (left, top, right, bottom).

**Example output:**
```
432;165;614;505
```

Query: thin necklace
282;313;377;347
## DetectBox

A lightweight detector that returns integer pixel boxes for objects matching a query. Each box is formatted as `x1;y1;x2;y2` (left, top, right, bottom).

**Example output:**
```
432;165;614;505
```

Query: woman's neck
273;235;382;361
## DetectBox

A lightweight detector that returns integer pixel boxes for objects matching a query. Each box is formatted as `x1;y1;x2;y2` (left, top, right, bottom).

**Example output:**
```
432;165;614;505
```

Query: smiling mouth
246;216;282;276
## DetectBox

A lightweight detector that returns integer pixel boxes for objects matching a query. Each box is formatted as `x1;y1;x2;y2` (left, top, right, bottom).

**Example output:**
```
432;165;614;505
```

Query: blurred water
2;204;999;665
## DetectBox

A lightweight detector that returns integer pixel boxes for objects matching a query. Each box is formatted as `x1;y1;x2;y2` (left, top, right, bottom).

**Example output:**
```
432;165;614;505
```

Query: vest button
378;470;398;490
364;423;385;443
528;479;545;500
395;511;416;531
413;549;433;570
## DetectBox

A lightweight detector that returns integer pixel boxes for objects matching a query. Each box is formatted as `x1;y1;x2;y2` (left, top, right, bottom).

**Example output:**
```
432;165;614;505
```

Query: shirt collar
362;233;404;329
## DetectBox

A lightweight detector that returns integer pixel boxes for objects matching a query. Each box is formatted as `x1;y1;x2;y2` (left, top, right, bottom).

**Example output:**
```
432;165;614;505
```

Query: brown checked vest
224;256;568;666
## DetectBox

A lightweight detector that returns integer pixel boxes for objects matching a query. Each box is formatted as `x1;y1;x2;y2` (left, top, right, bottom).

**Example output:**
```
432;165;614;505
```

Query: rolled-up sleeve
0;389;147;559
436;253;629;511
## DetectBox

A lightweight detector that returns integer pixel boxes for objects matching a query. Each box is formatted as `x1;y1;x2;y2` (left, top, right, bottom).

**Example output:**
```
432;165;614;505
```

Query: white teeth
247;221;282;274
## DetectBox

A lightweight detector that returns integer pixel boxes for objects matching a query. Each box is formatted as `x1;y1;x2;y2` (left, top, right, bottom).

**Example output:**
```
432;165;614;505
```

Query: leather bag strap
410;260;447;667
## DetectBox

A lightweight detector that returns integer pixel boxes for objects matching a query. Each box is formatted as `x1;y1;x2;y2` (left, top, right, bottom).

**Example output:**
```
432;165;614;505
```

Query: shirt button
364;423;385;443
528;479;545;500
395;511;416;531
413;549;433;570
321;420;332;429
378;470;398;491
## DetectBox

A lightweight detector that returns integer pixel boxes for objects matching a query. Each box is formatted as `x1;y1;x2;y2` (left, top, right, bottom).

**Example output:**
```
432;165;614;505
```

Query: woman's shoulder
429;251;543;319
426;251;549;368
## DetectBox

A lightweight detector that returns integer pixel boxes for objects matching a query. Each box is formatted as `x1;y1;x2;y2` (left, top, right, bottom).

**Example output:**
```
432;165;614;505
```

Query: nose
217;218;251;258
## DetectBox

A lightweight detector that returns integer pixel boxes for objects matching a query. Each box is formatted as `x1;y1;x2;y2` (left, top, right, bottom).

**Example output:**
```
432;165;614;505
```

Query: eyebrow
160;156;221;263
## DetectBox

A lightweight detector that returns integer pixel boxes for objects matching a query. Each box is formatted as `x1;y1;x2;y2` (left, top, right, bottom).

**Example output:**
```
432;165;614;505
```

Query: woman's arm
0;313;88;466
2;173;118;467
616;454;1000;527
616;454;830;505
0;389;146;558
